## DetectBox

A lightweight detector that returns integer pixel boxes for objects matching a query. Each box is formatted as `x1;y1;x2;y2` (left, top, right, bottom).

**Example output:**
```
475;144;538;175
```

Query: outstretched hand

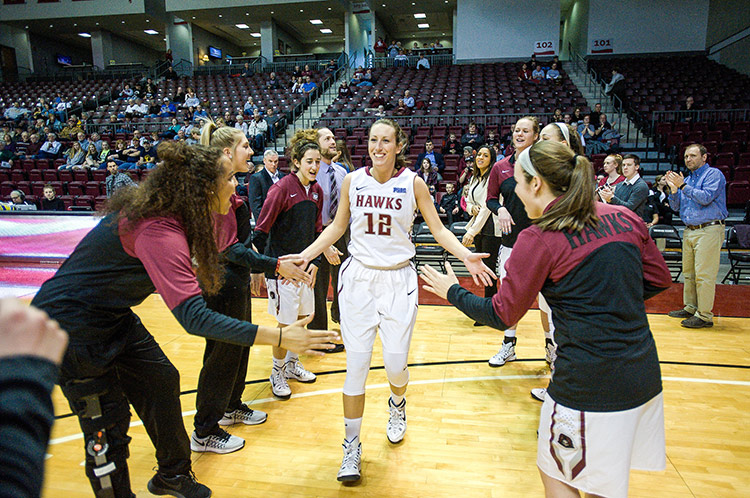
420;263;460;300
277;254;312;286
463;252;497;287
280;314;341;356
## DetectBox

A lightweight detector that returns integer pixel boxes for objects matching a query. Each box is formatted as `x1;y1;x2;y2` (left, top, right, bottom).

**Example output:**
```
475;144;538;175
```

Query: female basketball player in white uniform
300;119;496;483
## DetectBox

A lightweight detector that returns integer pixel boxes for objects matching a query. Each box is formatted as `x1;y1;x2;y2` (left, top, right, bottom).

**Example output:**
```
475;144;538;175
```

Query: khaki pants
682;223;724;321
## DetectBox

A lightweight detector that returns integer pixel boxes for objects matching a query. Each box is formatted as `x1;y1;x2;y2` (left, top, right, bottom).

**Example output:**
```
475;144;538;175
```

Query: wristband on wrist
277;326;282;347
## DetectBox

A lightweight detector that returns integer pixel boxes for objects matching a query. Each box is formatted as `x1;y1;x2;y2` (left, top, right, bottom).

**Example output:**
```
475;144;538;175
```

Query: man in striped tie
310;128;348;352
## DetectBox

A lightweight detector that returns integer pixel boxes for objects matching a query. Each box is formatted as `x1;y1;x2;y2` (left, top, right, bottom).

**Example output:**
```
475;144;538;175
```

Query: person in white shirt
246;110;268;152
234;115;248;136
403;90;415;108
416;56;430;70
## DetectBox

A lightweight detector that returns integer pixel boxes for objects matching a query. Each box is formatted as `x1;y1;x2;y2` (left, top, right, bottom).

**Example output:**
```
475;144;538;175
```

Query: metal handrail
369;53;453;69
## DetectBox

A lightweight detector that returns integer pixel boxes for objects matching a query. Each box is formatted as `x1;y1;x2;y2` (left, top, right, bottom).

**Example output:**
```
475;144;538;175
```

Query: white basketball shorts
266;277;315;325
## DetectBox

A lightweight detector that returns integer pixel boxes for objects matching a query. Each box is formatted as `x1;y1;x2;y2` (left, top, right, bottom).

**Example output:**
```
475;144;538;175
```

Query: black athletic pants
194;262;251;437
473;233;501;297
310;229;349;329
60;315;191;498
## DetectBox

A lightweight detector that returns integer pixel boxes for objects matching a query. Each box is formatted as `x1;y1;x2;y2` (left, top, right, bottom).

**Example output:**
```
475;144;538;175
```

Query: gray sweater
611;177;649;222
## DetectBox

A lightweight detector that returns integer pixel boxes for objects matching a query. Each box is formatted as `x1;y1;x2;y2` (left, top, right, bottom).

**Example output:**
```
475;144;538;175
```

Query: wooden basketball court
40;295;750;497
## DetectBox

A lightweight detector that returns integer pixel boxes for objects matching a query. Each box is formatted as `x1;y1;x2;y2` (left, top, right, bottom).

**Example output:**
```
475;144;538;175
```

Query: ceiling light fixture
146;19;149;23
236;24;249;29
250;32;261;38
144;29;159;35
310;19;323;25
218;14;222;17
78;32;91;38
414;13;426;18
417;23;429;29
74;23;77;26
320;28;332;34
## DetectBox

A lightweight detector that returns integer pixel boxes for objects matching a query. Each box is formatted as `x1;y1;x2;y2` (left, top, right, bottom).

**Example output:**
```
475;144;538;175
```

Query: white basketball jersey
347;167;417;267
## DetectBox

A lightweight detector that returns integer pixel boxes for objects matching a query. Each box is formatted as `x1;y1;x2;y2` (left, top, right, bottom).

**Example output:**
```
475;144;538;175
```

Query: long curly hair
104;141;226;294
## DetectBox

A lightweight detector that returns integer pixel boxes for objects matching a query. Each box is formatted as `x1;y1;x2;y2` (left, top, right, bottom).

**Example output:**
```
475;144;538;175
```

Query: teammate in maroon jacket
421;140;672;498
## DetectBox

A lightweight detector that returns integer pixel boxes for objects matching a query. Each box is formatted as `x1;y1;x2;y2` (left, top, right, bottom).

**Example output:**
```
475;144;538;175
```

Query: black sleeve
446;284;508;331
487;198;502;215
234;201;252;246
172;295;258;346
0;356;57;498
247;175;264;222
251;230;268;259
223;242;277;274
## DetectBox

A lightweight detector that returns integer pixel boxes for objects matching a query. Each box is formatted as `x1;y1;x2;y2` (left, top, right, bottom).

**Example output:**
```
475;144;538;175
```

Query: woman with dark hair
421;140;671;498
334;138;355;171
461;145;501;310
299;118;495;484
31;141;337;498
417;157;439;188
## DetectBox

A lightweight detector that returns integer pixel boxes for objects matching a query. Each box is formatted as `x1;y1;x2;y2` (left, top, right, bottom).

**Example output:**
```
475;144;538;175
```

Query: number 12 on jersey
364;212;392;236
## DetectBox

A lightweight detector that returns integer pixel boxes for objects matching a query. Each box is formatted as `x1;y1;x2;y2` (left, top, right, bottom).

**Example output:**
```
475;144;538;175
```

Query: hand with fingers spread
279;314;341;356
323;245;343;265
419;263;460;300
277;254;312;286
462;252;496;287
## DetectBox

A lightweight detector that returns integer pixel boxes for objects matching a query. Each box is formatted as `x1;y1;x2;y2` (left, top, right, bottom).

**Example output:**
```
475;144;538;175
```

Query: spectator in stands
185;91;200;113
164;117;181;139
243;96;258;116
596;153;625;193
83;144;100;170
247;110;268;152
241;62;254;77
599;153;649;222
394;99;410;116
9;190;36;210
265;108;282;141
76;131;89;151
388;40;399;57
165;65;178;80
394;50;409;67
98;140;113;164
666;144;727;329
0;139;15;168
531;64;545;82
34;132;59;159
300;65;313;78
445;133;461;155
41;185;65;211
325;59;338;74
301;77;317;96
292;65;302;79
186;128;201;145
461;122;484;150
375;105;386;118
155;98;174;119
416;55;430;70
173;86;186;105
546;62;561;83
338;81;352;99
333;139;354;171
374;37;386;56
3;102;28;122
457;146;475;190
604;68;626;104
570;107;583;126
403;90;415;109
193;105;208;122
147;99;161;117
648;175;677;226
517;63;532;81
13;131;30;157
438;182;461;225
359;69;375;87
144;78;157;98
105;159;136;197
368;89;386;109
291;77;304;93
24;133;42;158
577;114;596;147
589;103;603;125
119;84;134;101
59;141;86;171
176;129;187;142
485;130;499;148
679;96;698;123
54;98;70;122
108;139;126;164
417;139;445;173
234;114;248;136
417;158;440;188
267;72;280;90
247;149;284;222
60;119;83;140
222;111;235;127
120;137;144;167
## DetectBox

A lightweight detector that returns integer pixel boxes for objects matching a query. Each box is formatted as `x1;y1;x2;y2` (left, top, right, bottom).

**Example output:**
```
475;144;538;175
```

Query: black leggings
473;233;501;297
194;263;252;437
60;315;191;498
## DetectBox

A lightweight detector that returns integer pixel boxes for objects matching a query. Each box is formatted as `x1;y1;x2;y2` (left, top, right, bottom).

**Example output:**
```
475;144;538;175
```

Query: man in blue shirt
301;77;317;96
416;139;445;173
666;144;728;328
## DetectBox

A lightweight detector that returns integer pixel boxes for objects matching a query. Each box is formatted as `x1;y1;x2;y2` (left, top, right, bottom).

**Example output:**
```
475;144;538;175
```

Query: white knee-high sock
344;417;362;442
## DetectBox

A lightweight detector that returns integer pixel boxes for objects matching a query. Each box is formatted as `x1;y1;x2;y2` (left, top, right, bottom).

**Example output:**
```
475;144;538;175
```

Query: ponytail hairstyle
288;128;320;172
369;118;408;171
104;142;227;294
605;153;624;175
521;140;598;233
541;122;584;155
199;116;245;152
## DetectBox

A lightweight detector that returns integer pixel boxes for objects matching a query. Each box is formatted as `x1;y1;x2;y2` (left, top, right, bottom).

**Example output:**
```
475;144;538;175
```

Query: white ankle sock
285;351;298;362
344;417;362;442
272;357;285;371
504;328;517;338
390;393;405;406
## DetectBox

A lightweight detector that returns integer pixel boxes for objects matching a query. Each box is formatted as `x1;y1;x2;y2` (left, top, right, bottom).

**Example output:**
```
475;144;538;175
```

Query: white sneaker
545;340;557;367
530;388;546;402
488;340;516;367
337;438;362;482
270;367;292;399
386;398;407;444
190;429;245;454
219;403;268;426
285;358;317;383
